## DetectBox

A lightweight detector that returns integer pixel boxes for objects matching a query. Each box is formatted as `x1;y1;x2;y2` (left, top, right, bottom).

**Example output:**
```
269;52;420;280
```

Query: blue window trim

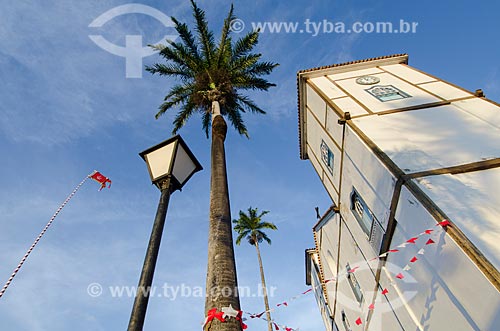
350;188;374;236
346;263;364;305
365;85;412;102
341;310;352;331
320;139;334;175
350;187;386;253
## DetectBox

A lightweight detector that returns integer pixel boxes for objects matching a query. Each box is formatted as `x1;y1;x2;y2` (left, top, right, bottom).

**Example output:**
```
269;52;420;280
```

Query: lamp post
127;135;202;331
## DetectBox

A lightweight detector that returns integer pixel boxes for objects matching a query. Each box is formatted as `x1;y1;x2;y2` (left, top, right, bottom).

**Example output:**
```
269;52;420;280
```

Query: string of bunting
348;219;451;326
0;171;111;299
217;219;451;330
203;305;248;330
202;305;297;331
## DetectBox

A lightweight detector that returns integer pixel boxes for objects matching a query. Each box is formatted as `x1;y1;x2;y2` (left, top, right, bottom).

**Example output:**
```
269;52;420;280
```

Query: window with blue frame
350;189;373;236
320;139;334;175
346;263;364;304
366;85;411;102
350;187;386;253
341;310;352;331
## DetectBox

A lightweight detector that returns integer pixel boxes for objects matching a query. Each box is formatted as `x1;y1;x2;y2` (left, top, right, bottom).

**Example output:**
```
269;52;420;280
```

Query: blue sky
1;1;499;330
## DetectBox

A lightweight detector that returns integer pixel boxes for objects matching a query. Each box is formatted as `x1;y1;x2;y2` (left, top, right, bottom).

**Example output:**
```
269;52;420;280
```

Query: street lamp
127;135;202;331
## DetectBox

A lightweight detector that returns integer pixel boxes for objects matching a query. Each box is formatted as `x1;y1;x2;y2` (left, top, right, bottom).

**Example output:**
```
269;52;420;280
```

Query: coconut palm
233;207;278;331
146;1;277;330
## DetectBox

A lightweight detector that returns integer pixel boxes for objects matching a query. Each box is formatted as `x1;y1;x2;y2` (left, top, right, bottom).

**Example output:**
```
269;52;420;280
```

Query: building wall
384;186;500;331
301;58;500;331
305;84;343;204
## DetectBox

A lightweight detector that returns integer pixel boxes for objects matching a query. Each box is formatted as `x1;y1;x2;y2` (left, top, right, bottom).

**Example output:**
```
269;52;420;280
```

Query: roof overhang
297;54;409;160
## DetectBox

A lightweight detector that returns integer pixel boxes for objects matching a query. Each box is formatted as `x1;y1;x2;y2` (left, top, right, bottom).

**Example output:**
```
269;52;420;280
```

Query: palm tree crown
233;207;277;246
146;0;278;137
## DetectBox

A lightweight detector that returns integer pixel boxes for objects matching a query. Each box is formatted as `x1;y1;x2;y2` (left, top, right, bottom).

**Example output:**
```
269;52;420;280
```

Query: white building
298;54;500;331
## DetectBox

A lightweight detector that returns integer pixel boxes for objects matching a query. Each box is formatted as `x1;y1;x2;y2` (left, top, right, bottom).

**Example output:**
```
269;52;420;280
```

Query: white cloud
0;1;186;146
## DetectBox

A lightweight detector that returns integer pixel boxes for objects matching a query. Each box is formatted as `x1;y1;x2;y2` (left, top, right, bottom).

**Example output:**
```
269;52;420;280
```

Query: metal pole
127;178;171;331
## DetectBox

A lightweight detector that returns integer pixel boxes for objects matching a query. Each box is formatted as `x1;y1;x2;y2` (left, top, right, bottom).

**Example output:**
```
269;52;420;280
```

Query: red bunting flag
348;266;359;273
406;237;418;244
219;218;452;331
90;171;112;191
203;308;225;326
235;311;247;330
251;312;265;319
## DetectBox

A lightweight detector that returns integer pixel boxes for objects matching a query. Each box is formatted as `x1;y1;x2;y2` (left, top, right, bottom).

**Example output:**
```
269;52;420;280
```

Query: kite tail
0;174;91;299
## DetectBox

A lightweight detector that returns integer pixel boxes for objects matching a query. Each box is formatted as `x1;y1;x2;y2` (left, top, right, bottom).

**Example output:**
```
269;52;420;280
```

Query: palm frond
145;63;192;79
155;44;192;71
233;76;276;91
223;102;248;137
258;210;270;218
235;229;251;245
246;61;279;75
257;231;272;244
167;40;203;72
257;222;277;231
172;99;197;135
232;31;259;61
230;53;261;72
155;84;194;119
216;4;234;67
236;94;266;114
233;207;277;246
201;110;211;138
190;0;215;66
171;16;201;61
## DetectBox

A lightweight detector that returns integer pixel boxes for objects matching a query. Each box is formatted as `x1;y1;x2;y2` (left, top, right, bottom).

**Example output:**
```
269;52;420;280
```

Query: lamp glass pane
145;143;175;180
172;144;196;185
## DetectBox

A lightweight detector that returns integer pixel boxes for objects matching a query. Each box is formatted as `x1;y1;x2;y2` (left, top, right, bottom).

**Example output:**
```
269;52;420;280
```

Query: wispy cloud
485;66;500;97
0;1;189;146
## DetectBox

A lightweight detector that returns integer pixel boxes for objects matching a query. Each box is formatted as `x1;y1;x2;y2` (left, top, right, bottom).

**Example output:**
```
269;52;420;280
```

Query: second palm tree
233;207;278;331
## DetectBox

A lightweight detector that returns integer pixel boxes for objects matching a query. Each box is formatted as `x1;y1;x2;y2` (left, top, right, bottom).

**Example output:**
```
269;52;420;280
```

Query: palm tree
146;1;278;330
233;207;278;331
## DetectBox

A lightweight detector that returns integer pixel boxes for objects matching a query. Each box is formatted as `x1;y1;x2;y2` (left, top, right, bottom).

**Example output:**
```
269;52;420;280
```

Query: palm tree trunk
254;239;273;331
204;101;242;331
